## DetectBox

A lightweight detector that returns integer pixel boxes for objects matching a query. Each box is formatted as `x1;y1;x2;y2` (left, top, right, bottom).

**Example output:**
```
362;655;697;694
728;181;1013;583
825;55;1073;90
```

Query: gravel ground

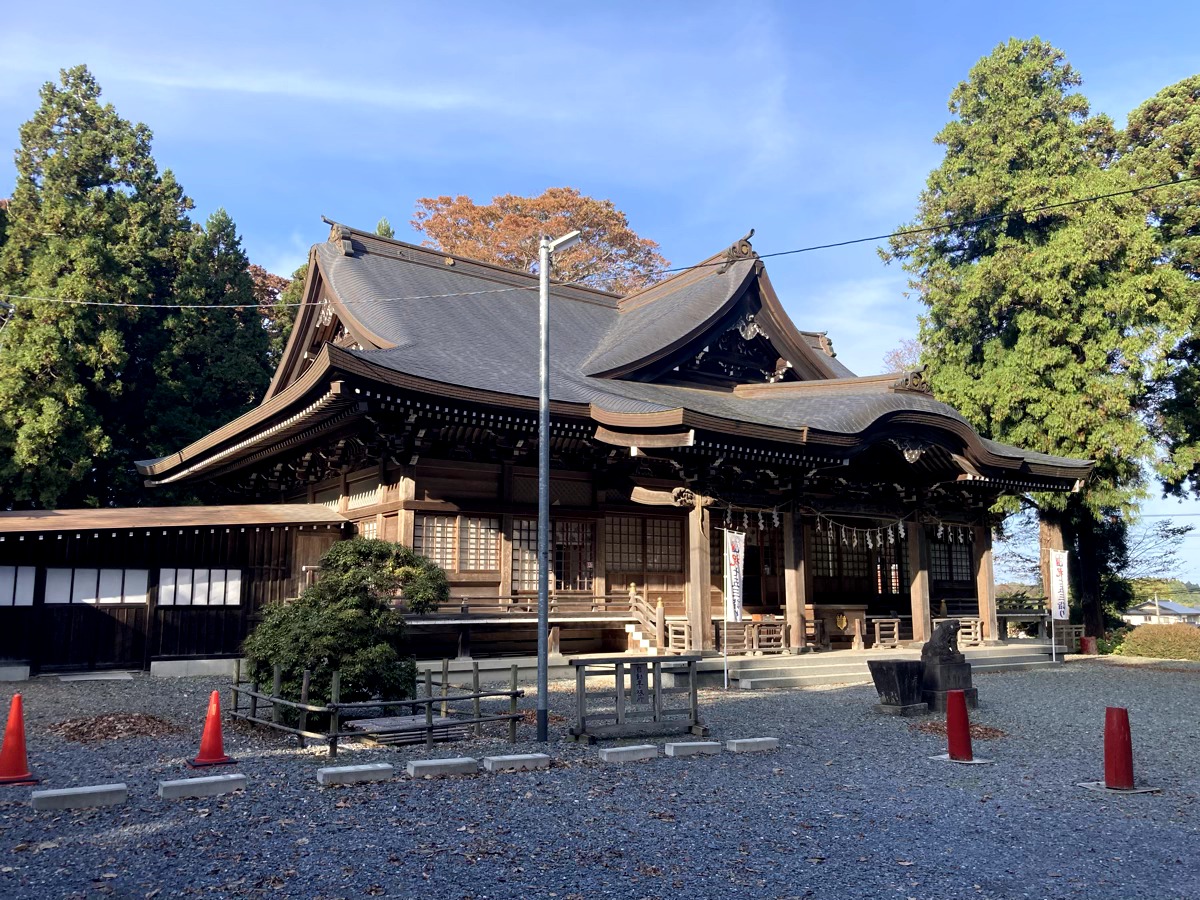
0;658;1197;900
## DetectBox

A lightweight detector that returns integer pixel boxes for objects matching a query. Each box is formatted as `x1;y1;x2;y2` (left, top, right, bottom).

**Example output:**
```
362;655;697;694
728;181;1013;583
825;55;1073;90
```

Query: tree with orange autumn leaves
411;187;668;293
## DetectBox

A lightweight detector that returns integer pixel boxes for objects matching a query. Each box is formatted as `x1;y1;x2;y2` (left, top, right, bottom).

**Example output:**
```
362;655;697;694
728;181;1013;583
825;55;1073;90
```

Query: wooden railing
716;620;787;655
229;660;525;758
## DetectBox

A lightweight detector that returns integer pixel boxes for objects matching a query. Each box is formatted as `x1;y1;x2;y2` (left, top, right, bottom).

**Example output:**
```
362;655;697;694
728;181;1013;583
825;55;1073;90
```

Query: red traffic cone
1103;707;1135;790
0;694;38;786
188;691;234;768
929;689;991;765
1078;706;1159;793
946;689;973;762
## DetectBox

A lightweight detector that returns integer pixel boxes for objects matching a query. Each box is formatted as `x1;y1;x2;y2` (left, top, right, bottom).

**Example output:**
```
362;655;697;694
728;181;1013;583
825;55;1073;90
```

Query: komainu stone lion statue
921;618;965;665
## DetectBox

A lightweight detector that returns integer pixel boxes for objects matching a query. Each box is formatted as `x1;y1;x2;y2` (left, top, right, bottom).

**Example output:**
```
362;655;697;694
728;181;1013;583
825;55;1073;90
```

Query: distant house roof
0;505;349;534
136;223;1094;489
1125;599;1200;617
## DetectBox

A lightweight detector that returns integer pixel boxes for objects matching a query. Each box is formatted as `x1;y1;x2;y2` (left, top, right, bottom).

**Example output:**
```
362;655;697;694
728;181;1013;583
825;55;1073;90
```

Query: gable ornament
716;229;757;274
892;366;932;394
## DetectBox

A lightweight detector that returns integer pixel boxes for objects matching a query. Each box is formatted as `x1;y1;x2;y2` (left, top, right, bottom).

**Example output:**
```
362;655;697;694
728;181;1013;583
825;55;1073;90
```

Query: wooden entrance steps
624;622;664;655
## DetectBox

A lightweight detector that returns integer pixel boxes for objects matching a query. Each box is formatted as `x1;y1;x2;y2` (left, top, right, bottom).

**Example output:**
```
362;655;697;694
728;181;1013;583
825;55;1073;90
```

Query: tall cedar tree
141;210;272;459
411;186;668;293
0;66;192;507
883;39;1191;636
1123;75;1200;496
267;262;306;363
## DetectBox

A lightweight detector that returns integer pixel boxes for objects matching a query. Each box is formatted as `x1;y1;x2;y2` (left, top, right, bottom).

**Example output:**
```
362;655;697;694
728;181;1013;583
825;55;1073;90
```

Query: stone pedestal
867;659;928;716
920;619;978;712
922;661;977;712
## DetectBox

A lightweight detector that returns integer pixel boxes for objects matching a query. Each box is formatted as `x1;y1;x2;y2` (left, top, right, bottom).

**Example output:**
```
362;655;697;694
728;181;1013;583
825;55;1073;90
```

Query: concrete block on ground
31;784;127;811
665;741;722;757
0;664;30;682
482;753;551;773
406;757;479;777
158;774;247;800
316;763;394;786
726;737;779;753
598;744;658;763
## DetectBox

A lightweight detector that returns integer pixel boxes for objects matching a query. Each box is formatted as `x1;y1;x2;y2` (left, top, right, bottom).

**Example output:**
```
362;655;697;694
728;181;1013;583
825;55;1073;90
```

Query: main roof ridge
320;217;620;305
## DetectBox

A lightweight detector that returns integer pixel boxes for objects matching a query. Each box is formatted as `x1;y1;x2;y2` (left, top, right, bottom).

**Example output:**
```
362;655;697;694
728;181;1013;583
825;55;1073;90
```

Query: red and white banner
1049;549;1070;621
723;530;746;624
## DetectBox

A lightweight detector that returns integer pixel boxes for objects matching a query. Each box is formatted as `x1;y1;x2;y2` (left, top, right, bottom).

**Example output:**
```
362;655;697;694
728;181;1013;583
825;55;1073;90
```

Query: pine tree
0;66;192;507
884;39;1192;635
142;210;272;459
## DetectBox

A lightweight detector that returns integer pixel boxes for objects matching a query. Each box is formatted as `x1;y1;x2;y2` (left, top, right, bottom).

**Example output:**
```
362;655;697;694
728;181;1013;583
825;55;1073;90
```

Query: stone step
728;664;872;680
737;673;874;690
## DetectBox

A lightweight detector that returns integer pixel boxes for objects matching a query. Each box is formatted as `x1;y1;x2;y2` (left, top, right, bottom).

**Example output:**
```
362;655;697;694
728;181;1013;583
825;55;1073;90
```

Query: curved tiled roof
139;224;1092;485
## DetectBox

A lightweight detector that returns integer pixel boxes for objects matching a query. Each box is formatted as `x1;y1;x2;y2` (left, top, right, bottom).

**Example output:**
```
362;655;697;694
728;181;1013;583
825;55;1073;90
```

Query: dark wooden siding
0;524;341;671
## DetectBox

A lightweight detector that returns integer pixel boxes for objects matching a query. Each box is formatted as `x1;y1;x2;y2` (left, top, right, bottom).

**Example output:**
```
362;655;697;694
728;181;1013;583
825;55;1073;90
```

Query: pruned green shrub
242;538;448;706
1097;627;1130;655
1113;624;1200;661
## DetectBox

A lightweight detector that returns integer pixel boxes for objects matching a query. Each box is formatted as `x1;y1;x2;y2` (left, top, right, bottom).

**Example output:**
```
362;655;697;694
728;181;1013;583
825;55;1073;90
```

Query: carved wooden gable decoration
669;311;799;387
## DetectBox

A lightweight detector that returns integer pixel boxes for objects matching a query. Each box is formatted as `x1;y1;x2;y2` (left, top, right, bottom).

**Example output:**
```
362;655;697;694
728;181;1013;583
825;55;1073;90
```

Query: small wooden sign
631;663;649;705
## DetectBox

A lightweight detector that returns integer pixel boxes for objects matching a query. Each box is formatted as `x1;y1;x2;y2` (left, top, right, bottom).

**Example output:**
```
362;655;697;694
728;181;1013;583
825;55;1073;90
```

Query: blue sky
1;1;1198;579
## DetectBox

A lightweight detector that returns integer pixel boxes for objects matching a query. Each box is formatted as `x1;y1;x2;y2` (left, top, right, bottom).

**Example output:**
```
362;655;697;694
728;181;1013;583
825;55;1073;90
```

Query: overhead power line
647;173;1200;277
1;173;1198;310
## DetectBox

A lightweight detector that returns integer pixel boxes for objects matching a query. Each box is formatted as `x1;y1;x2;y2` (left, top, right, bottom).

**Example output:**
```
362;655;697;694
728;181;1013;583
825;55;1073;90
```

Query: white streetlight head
548;230;583;254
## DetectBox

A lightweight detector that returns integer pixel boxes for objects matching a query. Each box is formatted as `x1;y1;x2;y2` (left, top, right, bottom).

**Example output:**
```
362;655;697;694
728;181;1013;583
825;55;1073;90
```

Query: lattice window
646;519;682;572
929;536;974;583
876;539;909;595
460;517;500;572
554;520;595;592
811;531;838;578
413;515;456;570
512;518;539;592
606;517;644;571
840;540;870;577
513;519;595;593
357;518;379;540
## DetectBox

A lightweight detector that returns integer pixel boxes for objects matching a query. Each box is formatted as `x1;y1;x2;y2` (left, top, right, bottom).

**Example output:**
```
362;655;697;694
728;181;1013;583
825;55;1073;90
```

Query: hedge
1114;623;1200;662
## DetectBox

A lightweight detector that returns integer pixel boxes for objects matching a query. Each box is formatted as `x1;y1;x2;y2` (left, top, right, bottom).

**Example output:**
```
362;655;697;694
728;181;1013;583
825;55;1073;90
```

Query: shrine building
0;223;1091;673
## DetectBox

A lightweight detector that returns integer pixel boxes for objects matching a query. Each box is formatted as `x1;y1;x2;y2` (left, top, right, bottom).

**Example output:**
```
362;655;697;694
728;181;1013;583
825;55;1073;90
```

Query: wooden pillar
974;525;999;642
396;470;416;547
686;500;714;651
594;515;608;600
906;521;932;643
783;513;808;653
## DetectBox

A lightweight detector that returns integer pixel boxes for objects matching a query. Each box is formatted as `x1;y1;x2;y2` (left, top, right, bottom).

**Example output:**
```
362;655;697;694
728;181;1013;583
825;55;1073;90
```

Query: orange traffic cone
0;694;38;786
187;690;235;768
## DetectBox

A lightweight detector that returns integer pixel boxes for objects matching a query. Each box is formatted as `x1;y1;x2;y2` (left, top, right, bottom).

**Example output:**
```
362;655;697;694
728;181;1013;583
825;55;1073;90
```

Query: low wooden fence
229;660;525;758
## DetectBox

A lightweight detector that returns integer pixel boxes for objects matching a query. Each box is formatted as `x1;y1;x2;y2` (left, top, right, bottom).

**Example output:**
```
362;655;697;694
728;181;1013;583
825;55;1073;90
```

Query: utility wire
2;173;1198;310
643;173;1200;277
0;284;534;310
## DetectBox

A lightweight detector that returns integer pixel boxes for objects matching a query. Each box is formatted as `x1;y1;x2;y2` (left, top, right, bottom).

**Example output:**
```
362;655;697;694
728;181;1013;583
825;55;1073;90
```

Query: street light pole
537;229;581;743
